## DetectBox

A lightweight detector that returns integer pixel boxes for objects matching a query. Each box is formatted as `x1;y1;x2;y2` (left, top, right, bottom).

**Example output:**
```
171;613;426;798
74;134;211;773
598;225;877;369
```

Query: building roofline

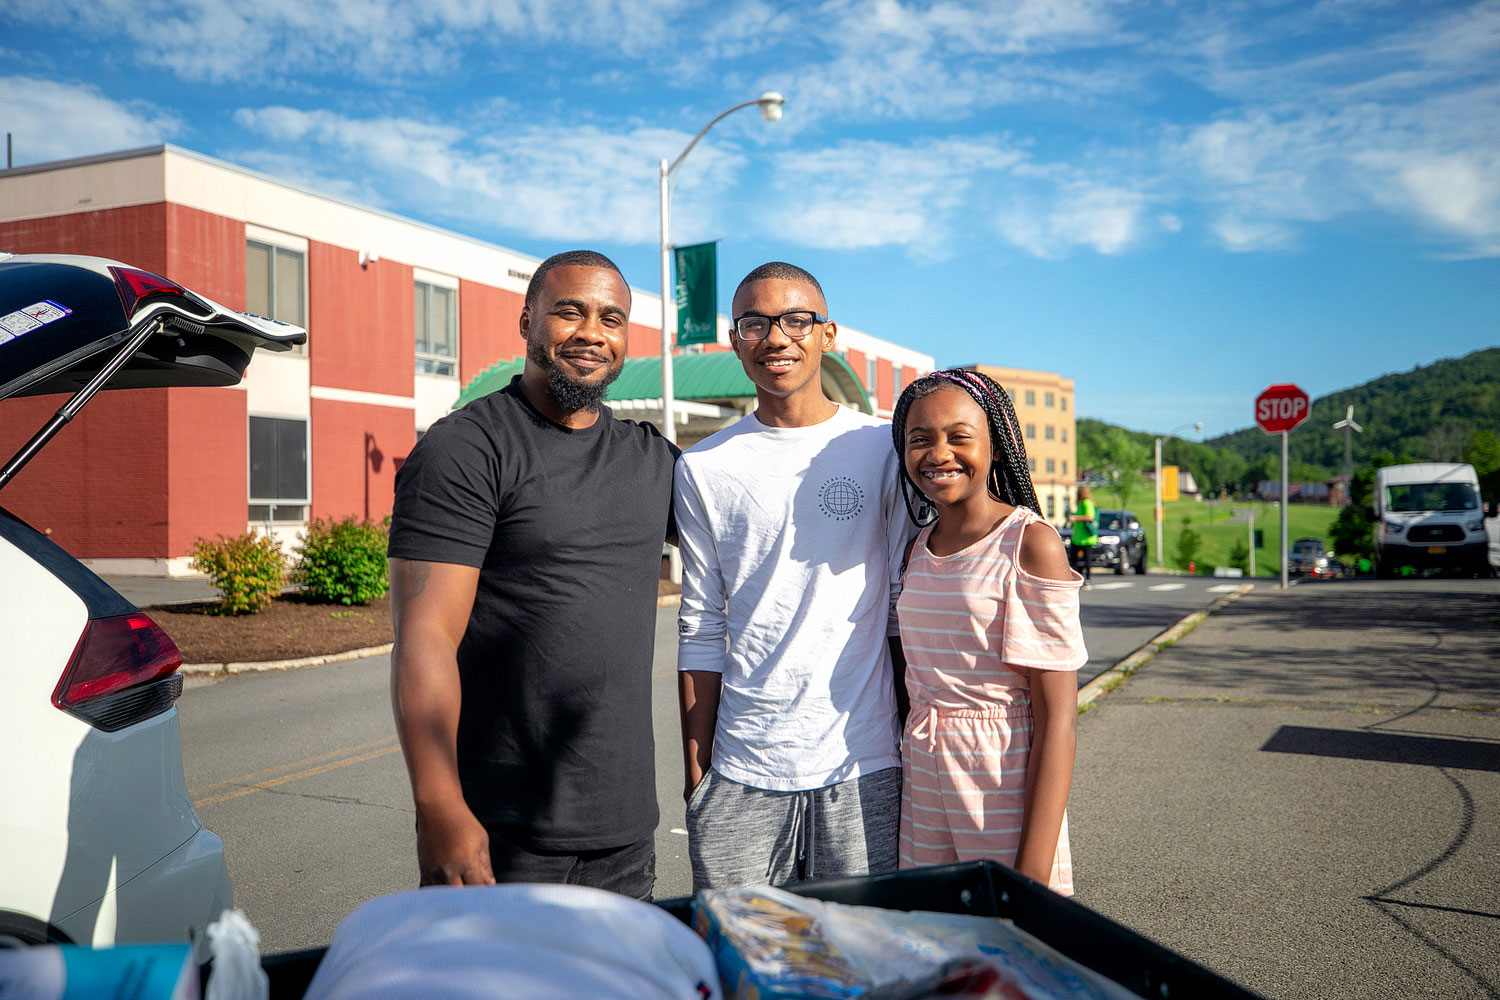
0;144;169;179
0;143;546;271
958;362;1072;382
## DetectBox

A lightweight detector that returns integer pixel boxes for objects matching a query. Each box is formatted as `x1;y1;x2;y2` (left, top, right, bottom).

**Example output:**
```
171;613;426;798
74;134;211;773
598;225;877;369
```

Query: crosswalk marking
1148;583;1186;591
1089;581;1135;590
1206;584;1244;593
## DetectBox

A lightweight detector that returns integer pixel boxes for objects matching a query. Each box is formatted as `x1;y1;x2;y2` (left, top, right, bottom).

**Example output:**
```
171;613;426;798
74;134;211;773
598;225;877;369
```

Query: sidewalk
100;573;218;607
1069;578;1500;999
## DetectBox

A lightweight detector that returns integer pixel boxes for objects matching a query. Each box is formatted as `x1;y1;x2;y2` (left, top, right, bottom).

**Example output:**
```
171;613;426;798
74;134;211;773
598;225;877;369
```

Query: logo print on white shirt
818;476;865;521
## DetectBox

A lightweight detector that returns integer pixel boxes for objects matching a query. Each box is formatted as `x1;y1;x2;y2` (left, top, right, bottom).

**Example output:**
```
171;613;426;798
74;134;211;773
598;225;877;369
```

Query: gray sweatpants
686;767;902;893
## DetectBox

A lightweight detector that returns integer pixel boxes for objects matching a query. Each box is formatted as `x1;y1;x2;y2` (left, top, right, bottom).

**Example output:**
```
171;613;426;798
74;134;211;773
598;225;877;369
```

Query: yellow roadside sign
1162;465;1180;502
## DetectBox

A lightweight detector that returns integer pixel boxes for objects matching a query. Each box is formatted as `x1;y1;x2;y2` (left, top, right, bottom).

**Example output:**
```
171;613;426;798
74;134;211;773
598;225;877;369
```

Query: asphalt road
177;576;1246;953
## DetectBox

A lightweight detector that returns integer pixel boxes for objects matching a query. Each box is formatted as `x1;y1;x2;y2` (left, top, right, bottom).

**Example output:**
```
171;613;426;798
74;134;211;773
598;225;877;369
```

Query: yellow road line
190;737;398;798
193;743;402;808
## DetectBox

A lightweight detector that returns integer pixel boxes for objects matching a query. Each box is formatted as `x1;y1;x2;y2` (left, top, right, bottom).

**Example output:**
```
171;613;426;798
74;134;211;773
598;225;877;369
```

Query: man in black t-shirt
388;250;677;899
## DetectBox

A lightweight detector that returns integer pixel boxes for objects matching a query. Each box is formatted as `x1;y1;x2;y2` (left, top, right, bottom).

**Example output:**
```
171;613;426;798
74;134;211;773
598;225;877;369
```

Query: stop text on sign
1255;383;1309;434
1259;396;1305;420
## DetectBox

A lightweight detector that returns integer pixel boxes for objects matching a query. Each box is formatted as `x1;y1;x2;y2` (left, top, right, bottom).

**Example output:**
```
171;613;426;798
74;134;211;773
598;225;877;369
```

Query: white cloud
21;0;698;83
0;77;181;164
997;183;1148;259
1210;215;1297;253
763;137;1024;254
231;106;745;244
1359;149;1500;254
758;0;1135;127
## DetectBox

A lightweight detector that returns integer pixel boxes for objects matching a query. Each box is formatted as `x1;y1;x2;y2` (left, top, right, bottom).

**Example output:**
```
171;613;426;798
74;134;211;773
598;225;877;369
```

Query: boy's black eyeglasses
732;311;827;341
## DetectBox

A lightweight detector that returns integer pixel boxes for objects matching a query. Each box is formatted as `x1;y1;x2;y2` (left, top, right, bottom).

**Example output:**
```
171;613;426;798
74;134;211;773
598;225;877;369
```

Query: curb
1076;582;1255;710
182;593;684;675
181;643;394;676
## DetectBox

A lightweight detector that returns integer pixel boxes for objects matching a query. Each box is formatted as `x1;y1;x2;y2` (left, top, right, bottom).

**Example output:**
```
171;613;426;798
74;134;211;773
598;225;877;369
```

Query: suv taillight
52;613;184;732
108;265;188;316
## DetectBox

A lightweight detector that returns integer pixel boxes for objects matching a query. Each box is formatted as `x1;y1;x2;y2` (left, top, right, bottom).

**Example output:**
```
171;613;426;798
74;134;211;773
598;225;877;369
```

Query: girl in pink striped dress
891;369;1086;894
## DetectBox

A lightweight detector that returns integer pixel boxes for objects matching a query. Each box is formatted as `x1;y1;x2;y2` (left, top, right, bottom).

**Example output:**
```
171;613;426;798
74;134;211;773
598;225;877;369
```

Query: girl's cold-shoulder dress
895;505;1087;894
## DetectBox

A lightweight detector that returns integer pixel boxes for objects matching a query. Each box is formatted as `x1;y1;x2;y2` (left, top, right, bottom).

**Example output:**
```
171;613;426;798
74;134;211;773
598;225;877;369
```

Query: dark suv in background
1092;509;1148;574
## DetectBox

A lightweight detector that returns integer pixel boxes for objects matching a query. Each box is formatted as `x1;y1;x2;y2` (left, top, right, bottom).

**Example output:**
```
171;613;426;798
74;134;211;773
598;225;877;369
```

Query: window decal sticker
0;300;73;344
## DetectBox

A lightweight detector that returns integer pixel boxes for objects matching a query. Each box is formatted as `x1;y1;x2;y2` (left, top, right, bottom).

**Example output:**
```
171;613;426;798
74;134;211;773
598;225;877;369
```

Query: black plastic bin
259;861;1261;999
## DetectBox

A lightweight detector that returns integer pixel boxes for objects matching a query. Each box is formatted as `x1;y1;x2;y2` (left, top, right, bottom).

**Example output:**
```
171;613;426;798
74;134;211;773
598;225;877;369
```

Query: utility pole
1332;405;1362;501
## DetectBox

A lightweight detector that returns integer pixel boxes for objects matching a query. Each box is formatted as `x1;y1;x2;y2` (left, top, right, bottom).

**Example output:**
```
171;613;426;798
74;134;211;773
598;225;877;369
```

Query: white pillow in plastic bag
301;884;720;1000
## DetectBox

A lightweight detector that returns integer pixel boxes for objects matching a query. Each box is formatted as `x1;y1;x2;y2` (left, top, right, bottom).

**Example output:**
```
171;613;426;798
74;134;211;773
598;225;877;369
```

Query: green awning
454;352;871;413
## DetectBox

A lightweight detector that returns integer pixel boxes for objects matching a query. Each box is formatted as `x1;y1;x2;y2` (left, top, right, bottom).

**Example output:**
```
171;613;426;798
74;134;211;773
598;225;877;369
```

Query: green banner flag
673;241;717;346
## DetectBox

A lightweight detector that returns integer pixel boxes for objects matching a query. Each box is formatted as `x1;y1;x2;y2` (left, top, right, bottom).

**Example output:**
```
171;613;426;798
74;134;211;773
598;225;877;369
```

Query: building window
1061;397;1068;412
1046;495;1055;518
1045;392;1054;407
248;416;308;523
1046;458;1056;473
1062;460;1068;474
1045;425;1055;441
1062;428;1068;443
415;281;458;377
246;240;306;354
1028;458;1037;472
1025;424;1036;439
867;357;878;396
1025;390;1035;406
893;365;904;396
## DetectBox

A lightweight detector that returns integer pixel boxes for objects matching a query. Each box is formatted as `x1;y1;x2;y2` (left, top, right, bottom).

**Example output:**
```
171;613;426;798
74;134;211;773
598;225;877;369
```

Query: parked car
1092;509;1147;575
0;253;304;956
1287;537;1340;578
1055;508;1147;575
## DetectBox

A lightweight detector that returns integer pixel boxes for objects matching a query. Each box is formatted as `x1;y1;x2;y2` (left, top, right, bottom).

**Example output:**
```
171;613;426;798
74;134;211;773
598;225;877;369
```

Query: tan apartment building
962;364;1077;524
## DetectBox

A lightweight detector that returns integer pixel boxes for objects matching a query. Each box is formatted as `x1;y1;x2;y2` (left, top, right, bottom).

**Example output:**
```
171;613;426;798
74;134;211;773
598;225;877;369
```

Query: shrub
190;532;286;615
1227;538;1251;575
293;517;390;605
1174;517;1202;571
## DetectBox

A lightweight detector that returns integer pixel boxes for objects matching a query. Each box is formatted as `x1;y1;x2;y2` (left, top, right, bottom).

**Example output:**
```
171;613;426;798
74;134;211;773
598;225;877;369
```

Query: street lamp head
758;92;785;121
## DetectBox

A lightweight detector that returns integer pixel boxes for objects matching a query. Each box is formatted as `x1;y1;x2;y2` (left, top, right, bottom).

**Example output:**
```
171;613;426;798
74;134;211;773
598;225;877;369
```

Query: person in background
1069;485;1099;590
675;261;908;893
388;250;677;898
891;368;1086;894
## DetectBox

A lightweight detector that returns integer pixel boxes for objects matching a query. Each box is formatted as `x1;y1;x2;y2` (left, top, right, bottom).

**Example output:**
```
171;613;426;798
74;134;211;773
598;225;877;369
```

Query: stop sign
1255;383;1310;434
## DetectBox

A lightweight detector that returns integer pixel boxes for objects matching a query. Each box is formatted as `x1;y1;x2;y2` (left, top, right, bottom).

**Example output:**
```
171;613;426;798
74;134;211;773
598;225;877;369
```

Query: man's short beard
529;339;622;413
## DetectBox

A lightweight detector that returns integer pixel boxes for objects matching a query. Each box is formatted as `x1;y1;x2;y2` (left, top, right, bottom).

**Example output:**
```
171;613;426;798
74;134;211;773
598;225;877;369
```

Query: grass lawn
1130;497;1341;578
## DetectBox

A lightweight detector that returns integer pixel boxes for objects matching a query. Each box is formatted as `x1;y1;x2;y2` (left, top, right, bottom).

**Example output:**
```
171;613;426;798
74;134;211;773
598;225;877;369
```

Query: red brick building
0;146;933;574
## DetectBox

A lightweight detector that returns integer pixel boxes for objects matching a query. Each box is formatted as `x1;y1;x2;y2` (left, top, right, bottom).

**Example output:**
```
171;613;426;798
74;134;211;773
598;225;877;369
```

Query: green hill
1204;347;1500;475
1078;346;1500;497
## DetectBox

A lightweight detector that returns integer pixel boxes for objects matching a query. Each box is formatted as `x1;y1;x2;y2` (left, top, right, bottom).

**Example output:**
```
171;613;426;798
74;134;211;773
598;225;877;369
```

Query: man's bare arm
388;557;493;886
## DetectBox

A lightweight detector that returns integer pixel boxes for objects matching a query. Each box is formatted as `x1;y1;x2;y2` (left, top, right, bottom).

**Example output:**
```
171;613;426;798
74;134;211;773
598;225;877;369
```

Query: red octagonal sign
1256;383;1310;434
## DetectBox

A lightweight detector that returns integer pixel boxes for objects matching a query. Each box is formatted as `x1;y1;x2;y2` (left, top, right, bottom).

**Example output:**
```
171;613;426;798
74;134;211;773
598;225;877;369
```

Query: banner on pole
673;241;718;346
1161;466;1180;503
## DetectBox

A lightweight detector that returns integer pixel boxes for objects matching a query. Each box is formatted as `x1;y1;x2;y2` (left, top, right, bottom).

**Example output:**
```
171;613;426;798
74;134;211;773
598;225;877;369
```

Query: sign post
1255;383;1310;589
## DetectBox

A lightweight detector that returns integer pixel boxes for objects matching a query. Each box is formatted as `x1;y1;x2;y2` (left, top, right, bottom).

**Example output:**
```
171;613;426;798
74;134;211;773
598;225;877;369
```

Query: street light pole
1154;421;1203;568
658;92;784;445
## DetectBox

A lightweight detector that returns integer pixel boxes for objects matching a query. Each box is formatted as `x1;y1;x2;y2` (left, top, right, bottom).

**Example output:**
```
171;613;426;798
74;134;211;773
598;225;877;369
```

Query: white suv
0;253;304;956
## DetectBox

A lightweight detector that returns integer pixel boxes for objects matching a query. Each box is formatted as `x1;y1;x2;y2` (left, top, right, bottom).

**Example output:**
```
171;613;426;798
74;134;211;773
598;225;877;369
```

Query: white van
1373;463;1489;577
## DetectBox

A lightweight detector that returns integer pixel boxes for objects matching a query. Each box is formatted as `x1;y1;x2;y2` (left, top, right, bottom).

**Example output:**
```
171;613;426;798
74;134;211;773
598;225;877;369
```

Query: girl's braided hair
890;368;1042;526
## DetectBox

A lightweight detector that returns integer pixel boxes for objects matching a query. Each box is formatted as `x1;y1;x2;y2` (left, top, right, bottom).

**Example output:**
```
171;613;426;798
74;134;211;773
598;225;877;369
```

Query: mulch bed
149;579;682;666
148;594;393;665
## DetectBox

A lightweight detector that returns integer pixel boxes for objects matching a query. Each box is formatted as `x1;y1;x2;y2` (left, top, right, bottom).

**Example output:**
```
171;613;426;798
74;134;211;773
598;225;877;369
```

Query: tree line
1077;346;1500;507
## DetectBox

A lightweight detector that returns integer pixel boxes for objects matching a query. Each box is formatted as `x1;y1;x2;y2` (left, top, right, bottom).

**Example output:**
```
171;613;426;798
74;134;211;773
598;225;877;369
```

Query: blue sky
2;0;1497;438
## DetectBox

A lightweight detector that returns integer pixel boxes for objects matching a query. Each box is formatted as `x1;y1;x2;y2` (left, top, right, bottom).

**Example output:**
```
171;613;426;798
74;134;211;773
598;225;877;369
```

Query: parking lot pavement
1069;578;1500;999
100;573;218;607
